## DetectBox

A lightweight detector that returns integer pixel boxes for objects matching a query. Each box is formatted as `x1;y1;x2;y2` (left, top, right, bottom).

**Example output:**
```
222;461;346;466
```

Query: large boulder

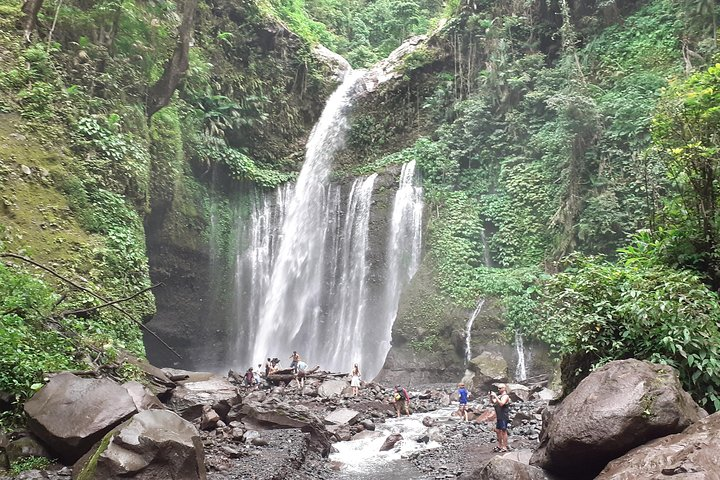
24;373;137;463
379;433;403;451
472;456;557;480
166;372;240;422
596;411;720;479
530;359;706;478
323;408;360;425
121;381;164;412
239;400;332;456
469;352;508;389
317;380;347;398
73;409;206;480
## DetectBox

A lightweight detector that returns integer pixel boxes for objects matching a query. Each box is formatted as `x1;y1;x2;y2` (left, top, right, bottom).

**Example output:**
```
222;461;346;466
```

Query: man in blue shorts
490;383;511;452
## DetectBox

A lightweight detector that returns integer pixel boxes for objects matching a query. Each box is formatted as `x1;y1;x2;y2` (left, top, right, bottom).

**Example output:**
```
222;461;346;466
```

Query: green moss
75;429;115;480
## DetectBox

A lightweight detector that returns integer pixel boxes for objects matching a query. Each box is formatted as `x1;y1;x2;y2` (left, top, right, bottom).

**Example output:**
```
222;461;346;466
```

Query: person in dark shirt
490;383;511;452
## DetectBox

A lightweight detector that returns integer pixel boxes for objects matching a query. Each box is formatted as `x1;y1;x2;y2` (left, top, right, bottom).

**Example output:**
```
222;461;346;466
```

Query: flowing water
203;71;424;378
252;71;365;368
465;298;486;364
514;331;528;382
375;160;424;375
330;407;457;479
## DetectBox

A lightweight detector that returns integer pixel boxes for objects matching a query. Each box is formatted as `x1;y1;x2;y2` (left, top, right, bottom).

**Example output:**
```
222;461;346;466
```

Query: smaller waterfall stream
514;331;527;381
480;227;491;267
464;298;486;364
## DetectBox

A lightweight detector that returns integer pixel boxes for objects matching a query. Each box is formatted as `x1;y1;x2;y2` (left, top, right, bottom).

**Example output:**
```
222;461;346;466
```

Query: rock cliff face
143;17;342;369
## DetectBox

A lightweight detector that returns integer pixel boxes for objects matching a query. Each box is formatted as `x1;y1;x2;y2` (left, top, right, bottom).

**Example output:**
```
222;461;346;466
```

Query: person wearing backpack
490;383;511;452
393;385;411;417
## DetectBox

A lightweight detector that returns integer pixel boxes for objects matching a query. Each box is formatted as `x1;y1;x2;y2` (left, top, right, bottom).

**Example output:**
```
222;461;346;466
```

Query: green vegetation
343;0;720;409
0;265;79;406
9;456;52;475
514;235;720;411
0;0;335;429
1;0;720;432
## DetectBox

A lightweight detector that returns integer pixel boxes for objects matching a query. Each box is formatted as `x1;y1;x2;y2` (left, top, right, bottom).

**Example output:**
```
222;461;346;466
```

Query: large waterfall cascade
209;70;424;379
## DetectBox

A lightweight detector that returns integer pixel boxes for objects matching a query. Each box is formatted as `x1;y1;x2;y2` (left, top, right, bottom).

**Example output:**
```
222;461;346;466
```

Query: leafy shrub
520;241;720;411
198;144;293;188
74;116;151;203
17;82;58;121
0;265;81;406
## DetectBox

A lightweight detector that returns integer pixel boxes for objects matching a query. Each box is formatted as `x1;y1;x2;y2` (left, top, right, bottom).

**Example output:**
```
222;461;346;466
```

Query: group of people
456;382;511;452
243;352;361;392
242;357;510;452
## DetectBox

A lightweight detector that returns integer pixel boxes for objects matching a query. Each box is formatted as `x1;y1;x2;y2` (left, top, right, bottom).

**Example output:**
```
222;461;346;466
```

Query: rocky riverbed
4;359;719;480
198;377;547;480
1;369;548;480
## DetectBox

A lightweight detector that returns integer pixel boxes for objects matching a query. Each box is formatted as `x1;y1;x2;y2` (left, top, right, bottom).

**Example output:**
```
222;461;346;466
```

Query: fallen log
266;366;326;384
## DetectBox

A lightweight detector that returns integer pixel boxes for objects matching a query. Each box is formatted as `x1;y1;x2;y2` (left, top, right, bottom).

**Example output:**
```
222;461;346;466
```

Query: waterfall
250;70;368;370
373;160;424;376
325;174;378;367
206;71;424;379
230;184;293;363
465;298;486;364
480;227;491;267
515;331;527;382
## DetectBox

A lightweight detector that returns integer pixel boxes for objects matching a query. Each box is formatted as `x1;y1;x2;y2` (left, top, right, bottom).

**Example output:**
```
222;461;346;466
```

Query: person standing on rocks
350;364;361;396
490;383;511;452
244;367;256;389
289;351;300;372
296;359;308;388
393;385;411;417
457;383;469;421
264;358;272;377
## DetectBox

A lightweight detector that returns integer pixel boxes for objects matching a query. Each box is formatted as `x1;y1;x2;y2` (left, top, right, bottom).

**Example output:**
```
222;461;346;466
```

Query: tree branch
60;283;163;317
1;253;181;359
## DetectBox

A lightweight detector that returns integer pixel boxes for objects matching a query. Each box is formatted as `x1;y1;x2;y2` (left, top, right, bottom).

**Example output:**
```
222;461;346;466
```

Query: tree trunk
20;0;44;43
146;0;198;118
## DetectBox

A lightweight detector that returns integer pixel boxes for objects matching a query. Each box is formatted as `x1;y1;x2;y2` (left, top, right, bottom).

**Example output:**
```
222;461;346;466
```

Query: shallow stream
329;406;461;479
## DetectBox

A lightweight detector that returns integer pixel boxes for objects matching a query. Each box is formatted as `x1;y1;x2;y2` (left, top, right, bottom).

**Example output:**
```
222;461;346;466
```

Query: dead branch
1;253;181;359
59;283;162;317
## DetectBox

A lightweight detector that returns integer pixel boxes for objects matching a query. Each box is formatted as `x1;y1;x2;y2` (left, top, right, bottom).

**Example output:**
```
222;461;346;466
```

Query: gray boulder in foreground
475;456;557;480
73;409;206;480
530;359;706;478
239;400;332;456
596;410;720;480
165;372;240;422
24;373;137;463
